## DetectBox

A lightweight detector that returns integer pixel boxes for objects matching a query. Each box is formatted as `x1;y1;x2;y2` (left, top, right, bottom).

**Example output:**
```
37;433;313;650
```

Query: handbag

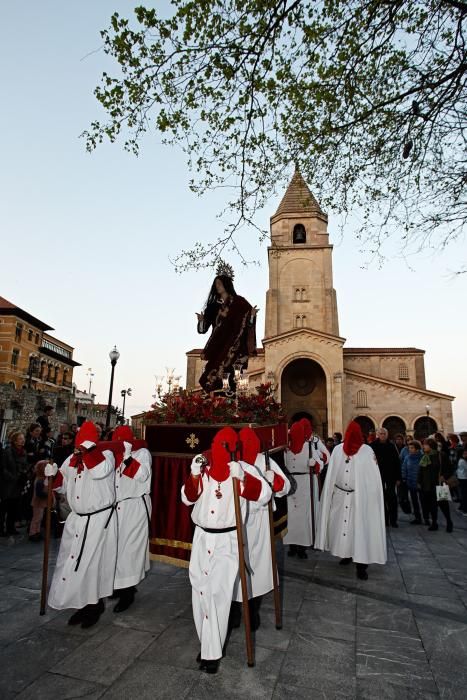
436;484;452;502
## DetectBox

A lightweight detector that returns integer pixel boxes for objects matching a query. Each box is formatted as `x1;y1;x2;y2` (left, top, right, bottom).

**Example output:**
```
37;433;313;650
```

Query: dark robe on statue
198;295;256;392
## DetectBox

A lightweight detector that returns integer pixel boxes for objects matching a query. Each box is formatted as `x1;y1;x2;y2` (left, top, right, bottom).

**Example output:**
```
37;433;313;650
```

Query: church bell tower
265;166;339;338
263;167;344;435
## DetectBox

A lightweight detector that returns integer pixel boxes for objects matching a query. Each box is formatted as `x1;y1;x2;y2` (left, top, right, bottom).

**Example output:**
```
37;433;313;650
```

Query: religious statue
196;262;257;392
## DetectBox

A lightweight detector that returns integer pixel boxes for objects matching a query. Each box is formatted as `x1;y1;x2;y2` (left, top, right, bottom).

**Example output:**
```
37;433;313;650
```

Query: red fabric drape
150;455;195;566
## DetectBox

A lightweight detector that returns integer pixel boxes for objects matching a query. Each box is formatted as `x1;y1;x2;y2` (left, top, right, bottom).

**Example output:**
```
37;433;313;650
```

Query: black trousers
459;480;467;512
420;491;453;526
382;480;398;525
0;498;20;534
409;488;422;520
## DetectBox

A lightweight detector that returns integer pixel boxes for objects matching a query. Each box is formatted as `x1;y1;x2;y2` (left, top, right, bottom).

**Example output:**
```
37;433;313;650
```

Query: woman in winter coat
418;437;453;532
401;440;423;524
0;431;29;535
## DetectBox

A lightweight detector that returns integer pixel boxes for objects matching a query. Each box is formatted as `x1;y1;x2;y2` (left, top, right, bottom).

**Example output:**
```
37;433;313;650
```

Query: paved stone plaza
1;510;467;700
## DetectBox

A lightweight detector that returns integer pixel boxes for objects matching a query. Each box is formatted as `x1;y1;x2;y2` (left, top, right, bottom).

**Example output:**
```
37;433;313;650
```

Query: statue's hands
196;312;204;321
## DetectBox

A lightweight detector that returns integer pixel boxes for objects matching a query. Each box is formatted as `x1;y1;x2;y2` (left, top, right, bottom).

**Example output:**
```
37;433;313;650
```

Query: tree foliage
84;1;467;269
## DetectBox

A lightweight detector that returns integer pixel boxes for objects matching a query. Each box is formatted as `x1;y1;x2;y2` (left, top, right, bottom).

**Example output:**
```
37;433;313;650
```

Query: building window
41;338;72;359
11;348;20;367
301;314;307;327
293;223;306;244
295;288;301;301
295;315;302;328
35;333;40;344
356;390;368;408
301;287;307;301
399;364;409;380
28;329;33;342
15;323;23;341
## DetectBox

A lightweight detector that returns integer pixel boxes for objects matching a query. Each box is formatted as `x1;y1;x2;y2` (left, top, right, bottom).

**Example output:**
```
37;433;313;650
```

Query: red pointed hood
211;426;238;481
75;421;98;450
289;421;305;455
239;427;260;466
300;418;313;441
343;421;364;457
113;425;135;443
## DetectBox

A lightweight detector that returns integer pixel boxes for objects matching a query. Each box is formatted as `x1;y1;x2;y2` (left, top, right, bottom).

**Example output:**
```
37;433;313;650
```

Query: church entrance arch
354;415;375;437
413;416;438;440
382;415;406;439
281;358;327;436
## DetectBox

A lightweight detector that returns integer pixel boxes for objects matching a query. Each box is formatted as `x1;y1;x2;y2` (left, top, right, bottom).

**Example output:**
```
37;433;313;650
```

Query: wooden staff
40;462;55;615
264;445;282;630
308;441;316;545
227;442;254;668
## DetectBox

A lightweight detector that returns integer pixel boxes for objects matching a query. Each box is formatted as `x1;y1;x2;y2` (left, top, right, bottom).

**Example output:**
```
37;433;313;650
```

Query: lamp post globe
105;346;120;429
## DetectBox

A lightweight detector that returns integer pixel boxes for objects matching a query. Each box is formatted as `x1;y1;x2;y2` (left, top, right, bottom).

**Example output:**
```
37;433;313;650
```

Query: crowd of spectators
0;407;109;540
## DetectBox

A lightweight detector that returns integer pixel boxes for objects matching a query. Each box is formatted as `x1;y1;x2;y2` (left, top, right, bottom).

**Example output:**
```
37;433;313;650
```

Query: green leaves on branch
83;0;467;269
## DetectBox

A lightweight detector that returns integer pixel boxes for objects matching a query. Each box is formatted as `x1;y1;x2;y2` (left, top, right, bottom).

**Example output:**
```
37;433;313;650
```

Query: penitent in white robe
48;449;117;610
315;443;387;565
114;445;152;589
181;465;269;661
233;454;290;601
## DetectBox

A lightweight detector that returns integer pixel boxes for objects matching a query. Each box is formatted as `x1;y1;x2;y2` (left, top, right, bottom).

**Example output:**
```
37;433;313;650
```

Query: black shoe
29;533;42;542
297;546;308;559
81;600;105;628
410;519;422;525
202;659;220;674
113;589;135;613
356;564;368;581
428;524;438;531
446;523;453;533
287;545;297;557
339;558;352;565
68;608;86;626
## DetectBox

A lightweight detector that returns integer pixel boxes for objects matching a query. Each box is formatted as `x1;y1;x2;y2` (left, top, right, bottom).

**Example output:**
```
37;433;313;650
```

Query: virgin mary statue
196;262;257;392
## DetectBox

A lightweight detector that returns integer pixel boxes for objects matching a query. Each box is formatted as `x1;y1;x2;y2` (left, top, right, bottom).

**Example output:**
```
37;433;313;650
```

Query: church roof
274;167;323;217
344;347;424;355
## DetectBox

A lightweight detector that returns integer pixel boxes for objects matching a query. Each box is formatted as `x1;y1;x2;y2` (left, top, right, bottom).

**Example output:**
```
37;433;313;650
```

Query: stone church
186;169;454;439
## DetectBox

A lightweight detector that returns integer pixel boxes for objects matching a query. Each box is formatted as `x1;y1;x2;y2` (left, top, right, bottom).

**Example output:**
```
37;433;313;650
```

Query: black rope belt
74;503;116;571
335;485;355;493
289;472;309;476
196;525;236;534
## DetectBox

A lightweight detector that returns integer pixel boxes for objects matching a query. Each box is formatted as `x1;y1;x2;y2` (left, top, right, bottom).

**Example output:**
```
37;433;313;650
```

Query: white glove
44;463;58;477
264;469;275;484
190;454;205;476
308;458;317;468
123;441;132;461
229;461;244;481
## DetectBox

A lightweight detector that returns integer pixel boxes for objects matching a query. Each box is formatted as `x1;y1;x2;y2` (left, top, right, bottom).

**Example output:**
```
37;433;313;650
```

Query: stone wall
0;384;71;441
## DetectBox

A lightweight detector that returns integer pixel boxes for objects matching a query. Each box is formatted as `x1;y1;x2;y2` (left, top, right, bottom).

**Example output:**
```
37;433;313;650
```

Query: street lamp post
105;346;120;429
87;367;95;394
121;387;132;422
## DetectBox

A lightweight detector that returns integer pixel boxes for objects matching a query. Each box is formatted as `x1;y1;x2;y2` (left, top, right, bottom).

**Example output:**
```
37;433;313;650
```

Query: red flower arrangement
145;383;286;425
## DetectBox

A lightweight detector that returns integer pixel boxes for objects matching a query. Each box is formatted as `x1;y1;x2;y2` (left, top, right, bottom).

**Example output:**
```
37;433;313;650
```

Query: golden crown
216;260;234;280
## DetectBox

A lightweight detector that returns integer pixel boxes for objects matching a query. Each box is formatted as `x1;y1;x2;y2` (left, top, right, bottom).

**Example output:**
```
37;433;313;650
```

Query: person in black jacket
0;431;29;535
36;405;54;435
370;428;402;527
418;437;453;532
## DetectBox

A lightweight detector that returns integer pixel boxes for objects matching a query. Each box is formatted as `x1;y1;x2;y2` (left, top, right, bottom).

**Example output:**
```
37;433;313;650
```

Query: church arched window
295;288;301;301
356;390;368;408
293;224;306;244
295;315;302;328
301;314;307;327
398;364;409;380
